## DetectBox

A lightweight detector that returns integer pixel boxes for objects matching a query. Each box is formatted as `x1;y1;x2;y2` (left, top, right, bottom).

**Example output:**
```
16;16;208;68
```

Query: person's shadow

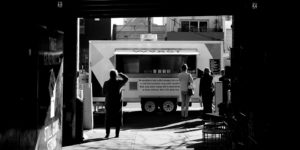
81;137;109;143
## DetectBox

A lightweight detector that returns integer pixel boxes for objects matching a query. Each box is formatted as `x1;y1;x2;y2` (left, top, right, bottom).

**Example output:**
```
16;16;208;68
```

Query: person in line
199;68;214;117
219;70;225;81
178;64;193;119
103;69;128;138
219;67;231;104
218;67;231;116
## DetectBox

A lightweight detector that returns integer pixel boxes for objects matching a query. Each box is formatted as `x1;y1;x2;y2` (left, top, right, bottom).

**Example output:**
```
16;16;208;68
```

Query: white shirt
178;71;193;92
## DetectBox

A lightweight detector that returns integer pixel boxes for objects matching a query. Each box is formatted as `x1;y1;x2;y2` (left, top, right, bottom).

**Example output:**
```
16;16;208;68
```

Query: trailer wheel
142;100;157;113
161;100;177;113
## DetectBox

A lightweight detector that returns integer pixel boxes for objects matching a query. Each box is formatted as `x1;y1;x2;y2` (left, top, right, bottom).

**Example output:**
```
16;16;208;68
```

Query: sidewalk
63;119;204;150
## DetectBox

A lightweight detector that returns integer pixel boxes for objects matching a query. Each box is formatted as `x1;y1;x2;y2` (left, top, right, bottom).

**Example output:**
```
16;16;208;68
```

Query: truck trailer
89;40;223;113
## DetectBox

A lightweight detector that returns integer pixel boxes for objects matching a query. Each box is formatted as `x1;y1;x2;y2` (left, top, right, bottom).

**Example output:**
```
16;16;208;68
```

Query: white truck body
89;40;223;112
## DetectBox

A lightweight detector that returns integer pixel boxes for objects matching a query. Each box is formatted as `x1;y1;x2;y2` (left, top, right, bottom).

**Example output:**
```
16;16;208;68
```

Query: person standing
103;69;128;138
199;68;214;116
219;67;231;104
218;67;231;116
178;64;193;119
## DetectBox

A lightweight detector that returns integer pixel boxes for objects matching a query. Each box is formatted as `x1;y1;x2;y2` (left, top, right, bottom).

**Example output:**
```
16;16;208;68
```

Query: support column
231;1;278;149
63;16;83;145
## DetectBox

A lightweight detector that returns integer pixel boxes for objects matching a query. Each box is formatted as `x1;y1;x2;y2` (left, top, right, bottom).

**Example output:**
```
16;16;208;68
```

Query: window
181;21;190;32
180;20;207;32
117;55;139;73
190;21;198;32
199;21;208;32
116;55;196;74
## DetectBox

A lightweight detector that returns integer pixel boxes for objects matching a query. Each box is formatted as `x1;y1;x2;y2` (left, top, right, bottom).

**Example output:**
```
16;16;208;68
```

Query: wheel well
141;97;177;105
140;98;178;113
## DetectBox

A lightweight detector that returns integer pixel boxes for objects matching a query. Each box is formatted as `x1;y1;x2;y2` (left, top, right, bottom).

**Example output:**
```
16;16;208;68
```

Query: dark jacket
103;73;128;126
219;75;231;103
199;74;214;98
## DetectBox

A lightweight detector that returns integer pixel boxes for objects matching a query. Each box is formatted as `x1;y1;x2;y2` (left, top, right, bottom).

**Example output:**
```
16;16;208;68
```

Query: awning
114;48;199;55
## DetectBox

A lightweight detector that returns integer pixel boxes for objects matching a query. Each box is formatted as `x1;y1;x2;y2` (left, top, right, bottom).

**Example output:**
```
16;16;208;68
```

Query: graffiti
43;119;60;150
49;69;57;118
47;135;57;150
39;51;63;66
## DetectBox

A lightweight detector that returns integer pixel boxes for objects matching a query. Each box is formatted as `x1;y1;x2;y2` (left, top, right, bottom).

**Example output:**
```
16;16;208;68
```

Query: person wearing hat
200;67;214;117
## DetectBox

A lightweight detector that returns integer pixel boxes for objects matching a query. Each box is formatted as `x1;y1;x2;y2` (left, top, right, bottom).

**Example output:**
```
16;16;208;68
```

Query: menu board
210;59;221;75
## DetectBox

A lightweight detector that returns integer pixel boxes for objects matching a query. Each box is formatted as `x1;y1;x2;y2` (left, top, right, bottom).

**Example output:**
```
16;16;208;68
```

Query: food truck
89;40;223;113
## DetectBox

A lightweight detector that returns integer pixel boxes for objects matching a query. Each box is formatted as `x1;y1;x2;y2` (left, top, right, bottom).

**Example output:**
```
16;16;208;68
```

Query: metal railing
178;27;223;32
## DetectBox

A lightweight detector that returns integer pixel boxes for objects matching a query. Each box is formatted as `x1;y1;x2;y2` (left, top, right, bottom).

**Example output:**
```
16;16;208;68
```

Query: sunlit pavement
63;119;204;150
63;103;208;150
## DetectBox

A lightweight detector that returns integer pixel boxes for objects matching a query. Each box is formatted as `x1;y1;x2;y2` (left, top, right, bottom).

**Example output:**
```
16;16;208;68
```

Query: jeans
181;91;191;118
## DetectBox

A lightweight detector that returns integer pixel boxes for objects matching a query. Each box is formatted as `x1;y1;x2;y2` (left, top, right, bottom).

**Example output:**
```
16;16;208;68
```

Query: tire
161;100;177;113
141;100;157;113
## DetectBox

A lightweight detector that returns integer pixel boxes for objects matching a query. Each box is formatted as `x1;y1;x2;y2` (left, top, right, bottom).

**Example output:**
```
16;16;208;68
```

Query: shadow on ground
81;137;109;143
93;110;205;130
186;139;232;150
67;110;232;150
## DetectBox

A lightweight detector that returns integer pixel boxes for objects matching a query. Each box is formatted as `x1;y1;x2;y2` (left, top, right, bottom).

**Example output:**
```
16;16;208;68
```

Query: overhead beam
77;0;241;17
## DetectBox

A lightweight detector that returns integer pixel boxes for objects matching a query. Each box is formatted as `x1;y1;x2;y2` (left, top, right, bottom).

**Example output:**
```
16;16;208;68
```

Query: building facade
113;16;232;68
113;18;166;41
164;16;232;67
163;16;224;33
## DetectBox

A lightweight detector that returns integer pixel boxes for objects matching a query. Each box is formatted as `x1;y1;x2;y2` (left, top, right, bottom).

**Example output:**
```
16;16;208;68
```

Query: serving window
116;55;196;74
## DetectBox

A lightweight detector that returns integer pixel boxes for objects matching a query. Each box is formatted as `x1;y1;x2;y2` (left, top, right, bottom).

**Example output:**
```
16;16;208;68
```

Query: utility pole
148;17;151;33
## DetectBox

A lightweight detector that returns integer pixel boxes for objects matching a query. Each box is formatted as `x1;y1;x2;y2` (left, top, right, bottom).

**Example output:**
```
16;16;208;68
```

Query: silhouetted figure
218;67;231;116
178;64;193;118
219;68;231;104
200;68;214;116
197;68;204;78
103;69;128;138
